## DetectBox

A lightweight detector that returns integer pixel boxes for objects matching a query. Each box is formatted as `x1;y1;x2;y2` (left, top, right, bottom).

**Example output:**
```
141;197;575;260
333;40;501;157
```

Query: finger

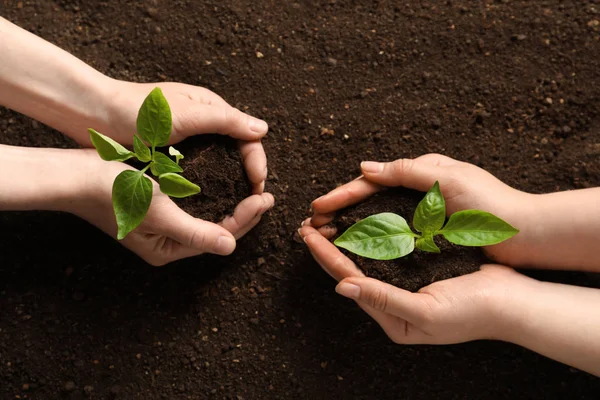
177;103;269;141
335;277;438;326
360;154;458;191
298;225;364;281
159;205;237;256
311;177;382;215
310;212;335;227
239;140;267;194
221;193;274;239
317;225;337;239
300;217;337;238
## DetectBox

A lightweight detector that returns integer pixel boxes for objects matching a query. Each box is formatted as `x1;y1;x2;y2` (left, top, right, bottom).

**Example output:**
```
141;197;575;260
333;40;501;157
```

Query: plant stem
140;163;151;174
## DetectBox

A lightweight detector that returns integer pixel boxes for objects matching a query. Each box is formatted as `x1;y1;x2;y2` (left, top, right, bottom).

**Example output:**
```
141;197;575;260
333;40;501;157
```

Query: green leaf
413;181;446;234
159;173;200;198
136;87;172;148
112;170;153;240
169;146;184;164
440;210;519;247
150;151;183;176
133;135;151;162
415;235;441;253
334;213;416;260
89;128;133;162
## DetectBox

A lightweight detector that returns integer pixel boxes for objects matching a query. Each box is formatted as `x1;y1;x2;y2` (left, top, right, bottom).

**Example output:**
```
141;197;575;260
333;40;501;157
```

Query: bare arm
517;189;600;271
504;278;600;376
0;144;90;212
0;17;113;144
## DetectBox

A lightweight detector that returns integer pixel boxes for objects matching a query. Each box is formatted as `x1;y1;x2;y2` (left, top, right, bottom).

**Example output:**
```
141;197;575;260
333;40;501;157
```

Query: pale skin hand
301;153;600;376
0;145;274;265
310;154;600;271
0;17;272;257
298;222;600;376
103;81;269;194
0;16;268;195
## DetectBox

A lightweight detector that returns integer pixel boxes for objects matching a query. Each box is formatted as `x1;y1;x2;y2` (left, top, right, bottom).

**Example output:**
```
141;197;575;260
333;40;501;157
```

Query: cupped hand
298;223;533;344
310;154;535;267
73;151;274;266
94;80;269;194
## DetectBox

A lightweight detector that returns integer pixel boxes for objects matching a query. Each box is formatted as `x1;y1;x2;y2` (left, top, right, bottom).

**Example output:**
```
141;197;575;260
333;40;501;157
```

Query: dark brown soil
334;188;486;292
169;135;251;222
2;1;600;399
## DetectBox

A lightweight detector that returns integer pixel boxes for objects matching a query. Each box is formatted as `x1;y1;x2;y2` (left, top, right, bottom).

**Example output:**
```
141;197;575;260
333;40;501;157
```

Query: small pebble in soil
64;381;76;392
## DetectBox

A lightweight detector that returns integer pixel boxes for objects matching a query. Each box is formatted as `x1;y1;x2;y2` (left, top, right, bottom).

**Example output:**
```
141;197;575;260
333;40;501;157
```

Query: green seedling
334;181;519;260
89;87;200;240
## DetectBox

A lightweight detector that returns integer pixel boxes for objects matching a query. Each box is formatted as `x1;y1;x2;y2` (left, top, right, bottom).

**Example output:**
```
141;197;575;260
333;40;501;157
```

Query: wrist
49;73;118;146
484;191;540;267
0;18;117;145
486;271;540;343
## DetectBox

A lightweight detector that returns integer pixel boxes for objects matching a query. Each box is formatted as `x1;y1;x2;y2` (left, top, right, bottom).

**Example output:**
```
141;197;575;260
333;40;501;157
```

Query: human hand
72;150;274;266
297;223;533;344
310;154;535;267
93;80;269;194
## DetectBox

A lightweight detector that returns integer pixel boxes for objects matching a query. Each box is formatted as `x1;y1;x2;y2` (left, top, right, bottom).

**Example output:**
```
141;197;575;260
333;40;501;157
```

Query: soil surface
170;135;251;222
2;1;600;399
334;188;486;292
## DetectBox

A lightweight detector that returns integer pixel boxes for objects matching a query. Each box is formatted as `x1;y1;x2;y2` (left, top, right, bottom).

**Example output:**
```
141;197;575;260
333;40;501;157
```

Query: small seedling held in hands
89;87;200;240
334;182;519;260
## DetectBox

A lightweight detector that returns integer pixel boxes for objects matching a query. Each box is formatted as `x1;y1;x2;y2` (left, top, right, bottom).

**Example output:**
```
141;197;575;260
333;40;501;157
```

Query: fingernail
249;117;268;133
215;236;236;255
297;228;303;238
361;161;383;174
336;282;361;299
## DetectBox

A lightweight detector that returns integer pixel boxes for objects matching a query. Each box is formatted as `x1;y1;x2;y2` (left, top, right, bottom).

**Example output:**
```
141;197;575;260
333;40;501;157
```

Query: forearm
0;17;114;144
502;279;600;376
0;144;92;212
516;188;600;271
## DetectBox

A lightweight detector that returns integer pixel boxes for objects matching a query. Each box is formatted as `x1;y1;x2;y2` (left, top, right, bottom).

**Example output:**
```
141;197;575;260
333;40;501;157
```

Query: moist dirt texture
171;135;251;222
1;1;600;399
334;188;487;293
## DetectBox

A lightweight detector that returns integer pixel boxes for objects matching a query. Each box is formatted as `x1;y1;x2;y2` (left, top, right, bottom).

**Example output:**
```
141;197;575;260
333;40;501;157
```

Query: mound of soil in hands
334;188;486;292
170;135;251;222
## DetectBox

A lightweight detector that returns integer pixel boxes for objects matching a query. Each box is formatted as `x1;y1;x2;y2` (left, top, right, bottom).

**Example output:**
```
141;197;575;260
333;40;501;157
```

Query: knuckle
342;185;359;199
392;158;414;177
367;287;389;312
331;253;349;271
421;153;445;165
226;107;245;127
187;229;207;249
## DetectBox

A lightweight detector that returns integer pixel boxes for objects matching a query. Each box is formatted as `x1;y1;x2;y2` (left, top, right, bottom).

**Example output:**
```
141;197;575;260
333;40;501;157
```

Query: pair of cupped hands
77;81;533;346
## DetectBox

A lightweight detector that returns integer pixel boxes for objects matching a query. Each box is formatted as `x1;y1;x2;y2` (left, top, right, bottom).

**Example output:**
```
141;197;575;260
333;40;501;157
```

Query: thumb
360;154;458;191
177;104;268;141
161;206;237;256
335;277;436;326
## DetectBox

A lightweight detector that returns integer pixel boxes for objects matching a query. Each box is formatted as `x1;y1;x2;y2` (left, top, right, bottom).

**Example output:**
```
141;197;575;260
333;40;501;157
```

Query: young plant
334;182;519;260
89;87;200;240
